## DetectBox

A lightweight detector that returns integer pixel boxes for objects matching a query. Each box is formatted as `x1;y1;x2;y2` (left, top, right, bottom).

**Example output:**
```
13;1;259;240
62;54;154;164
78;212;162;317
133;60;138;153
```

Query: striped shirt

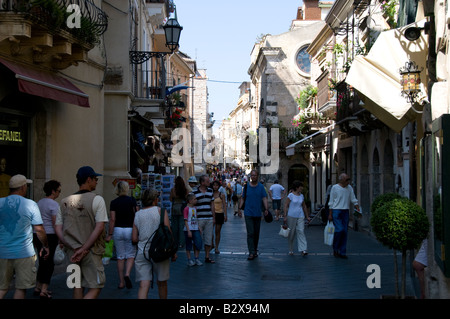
192;186;214;219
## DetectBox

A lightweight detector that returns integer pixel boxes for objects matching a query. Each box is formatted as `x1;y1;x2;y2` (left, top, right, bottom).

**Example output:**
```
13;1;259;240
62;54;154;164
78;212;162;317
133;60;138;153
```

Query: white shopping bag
324;221;335;246
279;225;290;238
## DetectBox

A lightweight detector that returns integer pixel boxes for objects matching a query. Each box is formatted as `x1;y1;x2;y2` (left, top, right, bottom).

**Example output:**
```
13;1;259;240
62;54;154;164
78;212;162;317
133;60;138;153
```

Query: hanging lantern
163;5;183;53
399;60;422;104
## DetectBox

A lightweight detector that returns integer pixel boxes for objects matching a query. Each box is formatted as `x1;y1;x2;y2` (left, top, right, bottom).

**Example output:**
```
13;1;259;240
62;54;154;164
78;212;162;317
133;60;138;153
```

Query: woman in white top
283;180;310;256
132;188;177;299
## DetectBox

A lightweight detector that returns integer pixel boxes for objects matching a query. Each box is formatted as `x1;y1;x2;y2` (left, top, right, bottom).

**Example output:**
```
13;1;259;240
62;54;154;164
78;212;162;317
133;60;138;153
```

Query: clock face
296;46;311;74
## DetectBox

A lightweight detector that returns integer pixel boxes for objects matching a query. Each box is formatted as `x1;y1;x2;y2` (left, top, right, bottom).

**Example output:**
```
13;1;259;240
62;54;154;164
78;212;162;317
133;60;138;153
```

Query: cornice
307;24;334;56
325;0;354;29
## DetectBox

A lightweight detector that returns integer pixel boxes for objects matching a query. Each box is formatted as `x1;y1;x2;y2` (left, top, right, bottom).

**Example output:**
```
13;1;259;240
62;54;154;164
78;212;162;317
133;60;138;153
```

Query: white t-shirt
183;206;199;231
269;184;285;199
287;193;305;218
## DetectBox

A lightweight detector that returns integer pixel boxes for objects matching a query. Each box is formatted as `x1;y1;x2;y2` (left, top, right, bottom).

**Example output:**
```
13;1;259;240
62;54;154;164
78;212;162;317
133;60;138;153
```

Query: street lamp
399;60;423;113
129;5;183;64
403;22;430;41
163;5;183;53
129;4;184;102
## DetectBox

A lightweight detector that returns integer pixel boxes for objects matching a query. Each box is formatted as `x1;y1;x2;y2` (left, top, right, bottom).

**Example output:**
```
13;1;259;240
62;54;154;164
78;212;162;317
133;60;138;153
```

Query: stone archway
360;145;370;228
383;140;395;193
372;148;380;200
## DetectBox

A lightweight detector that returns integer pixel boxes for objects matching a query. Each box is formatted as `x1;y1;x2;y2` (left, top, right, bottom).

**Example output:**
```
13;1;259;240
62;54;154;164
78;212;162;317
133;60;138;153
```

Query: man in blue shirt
238;170;269;260
0;175;49;299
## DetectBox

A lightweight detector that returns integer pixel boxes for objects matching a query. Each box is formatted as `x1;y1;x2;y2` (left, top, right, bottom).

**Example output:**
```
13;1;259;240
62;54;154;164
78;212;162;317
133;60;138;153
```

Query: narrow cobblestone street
9;206;416;300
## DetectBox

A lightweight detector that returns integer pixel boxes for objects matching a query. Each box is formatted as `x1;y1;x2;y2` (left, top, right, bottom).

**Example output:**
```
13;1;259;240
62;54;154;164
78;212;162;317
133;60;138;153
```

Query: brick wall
304;0;321;20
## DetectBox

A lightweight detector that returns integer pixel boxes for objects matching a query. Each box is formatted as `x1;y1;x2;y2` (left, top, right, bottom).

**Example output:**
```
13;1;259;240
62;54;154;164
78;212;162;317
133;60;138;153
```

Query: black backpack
144;208;178;263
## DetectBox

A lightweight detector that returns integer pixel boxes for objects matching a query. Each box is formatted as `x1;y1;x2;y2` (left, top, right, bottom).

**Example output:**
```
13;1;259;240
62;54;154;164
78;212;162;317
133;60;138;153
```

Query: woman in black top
107;181;138;289
170;176;188;248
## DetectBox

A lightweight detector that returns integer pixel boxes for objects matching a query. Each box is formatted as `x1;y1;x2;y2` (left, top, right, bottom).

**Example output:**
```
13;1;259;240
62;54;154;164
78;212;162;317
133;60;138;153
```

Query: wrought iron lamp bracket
129;51;169;64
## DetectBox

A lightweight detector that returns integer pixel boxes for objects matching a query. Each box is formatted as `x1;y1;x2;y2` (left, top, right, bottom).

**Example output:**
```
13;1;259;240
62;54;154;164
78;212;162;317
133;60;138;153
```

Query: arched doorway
383;140;395;193
372;148;380;201
360;145;370;228
288;164;310;206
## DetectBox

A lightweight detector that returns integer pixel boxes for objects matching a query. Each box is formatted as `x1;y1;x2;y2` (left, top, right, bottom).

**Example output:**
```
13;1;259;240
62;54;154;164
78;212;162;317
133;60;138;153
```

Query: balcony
0;0;108;69
336;81;384;136
316;70;336;120
130;51;167;104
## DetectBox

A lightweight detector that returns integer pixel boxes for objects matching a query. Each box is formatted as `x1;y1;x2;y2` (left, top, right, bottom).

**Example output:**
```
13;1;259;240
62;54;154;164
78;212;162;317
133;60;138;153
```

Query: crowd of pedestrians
0;167;428;299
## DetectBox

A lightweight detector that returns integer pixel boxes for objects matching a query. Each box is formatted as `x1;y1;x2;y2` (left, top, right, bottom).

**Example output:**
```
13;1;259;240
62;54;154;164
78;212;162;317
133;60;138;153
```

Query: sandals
39;291;52;299
124;276;132;289
204;257;215;264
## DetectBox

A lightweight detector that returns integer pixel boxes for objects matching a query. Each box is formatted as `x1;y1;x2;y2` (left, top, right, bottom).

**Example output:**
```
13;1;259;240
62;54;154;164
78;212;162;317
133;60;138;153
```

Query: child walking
184;193;203;266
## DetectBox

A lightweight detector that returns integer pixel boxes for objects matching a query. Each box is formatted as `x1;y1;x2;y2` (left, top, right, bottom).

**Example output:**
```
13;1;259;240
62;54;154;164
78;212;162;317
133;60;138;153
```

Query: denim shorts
184;230;203;251
272;199;281;210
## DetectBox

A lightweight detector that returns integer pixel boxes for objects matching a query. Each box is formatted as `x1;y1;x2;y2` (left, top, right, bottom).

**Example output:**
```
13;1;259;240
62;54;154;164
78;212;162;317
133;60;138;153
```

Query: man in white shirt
269;180;286;221
328;173;359;259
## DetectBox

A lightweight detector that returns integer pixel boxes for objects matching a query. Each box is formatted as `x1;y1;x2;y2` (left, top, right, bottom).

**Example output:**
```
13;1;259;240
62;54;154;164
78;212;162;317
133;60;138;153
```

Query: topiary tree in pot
370;193;403;296
371;196;429;298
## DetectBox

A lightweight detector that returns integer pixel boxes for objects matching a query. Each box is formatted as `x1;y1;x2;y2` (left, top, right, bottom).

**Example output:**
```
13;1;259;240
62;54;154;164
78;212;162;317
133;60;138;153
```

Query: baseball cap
9;174;33;188
76;166;102;179
188;176;197;183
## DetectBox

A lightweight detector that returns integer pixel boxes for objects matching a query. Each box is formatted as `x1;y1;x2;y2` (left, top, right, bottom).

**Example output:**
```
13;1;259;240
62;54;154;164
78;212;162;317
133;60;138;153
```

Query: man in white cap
0;174;49;299
55;166;108;299
186;176;197;193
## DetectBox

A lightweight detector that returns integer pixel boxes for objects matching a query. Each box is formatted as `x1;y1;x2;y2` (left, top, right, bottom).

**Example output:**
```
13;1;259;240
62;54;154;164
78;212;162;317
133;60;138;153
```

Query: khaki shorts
135;253;170;282
198;218;214;246
66;249;105;289
0;255;37;290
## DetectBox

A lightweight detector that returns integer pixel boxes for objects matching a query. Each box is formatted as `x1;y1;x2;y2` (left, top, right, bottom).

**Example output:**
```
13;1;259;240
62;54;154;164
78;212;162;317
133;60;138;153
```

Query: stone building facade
248;1;327;207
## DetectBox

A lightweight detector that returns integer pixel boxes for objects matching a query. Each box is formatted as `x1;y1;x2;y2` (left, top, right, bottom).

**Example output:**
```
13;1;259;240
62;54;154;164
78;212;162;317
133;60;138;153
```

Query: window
296;46;312;75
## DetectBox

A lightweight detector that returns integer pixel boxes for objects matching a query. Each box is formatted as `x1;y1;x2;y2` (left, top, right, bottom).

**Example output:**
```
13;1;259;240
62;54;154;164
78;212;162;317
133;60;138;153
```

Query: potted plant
370;194;429;298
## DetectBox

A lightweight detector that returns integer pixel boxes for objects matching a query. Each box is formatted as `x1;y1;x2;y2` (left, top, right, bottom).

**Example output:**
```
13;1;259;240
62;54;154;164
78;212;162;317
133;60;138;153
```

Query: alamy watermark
66;4;82;29
66;264;81;288
170;127;280;174
366;264;381;289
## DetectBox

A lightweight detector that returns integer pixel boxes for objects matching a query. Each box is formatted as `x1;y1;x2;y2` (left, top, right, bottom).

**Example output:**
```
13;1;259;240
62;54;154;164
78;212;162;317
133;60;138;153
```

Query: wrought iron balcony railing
0;0;108;45
130;51;167;100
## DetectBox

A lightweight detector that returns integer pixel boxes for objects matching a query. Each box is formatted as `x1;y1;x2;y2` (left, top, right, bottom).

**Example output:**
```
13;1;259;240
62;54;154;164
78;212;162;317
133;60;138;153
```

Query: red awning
0;58;90;107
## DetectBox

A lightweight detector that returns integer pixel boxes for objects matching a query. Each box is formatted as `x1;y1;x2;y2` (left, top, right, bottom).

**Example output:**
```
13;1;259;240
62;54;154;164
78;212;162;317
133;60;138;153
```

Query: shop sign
0;126;24;146
112;178;137;190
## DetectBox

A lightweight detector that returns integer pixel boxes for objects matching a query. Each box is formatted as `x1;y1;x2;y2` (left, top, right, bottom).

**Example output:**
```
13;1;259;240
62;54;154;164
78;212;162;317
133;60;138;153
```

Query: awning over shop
346;19;428;132
0;58;90;107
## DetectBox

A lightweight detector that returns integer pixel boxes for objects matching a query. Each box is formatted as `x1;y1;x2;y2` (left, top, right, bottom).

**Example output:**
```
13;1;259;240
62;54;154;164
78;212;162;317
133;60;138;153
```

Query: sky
175;0;304;132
